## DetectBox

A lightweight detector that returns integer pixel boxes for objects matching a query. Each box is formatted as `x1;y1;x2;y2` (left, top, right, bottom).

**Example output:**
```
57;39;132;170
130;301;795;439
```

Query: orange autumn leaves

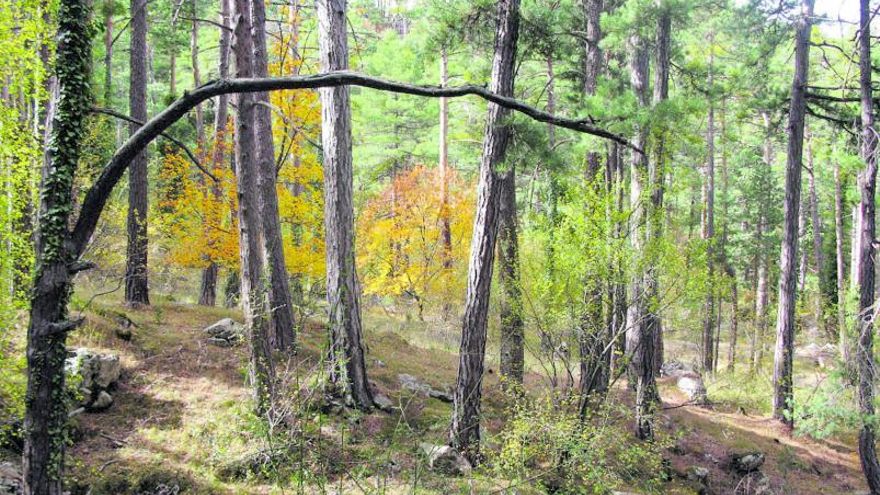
357;165;475;313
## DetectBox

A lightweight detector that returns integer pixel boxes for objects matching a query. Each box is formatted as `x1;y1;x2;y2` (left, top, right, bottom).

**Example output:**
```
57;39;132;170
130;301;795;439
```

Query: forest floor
5;298;868;494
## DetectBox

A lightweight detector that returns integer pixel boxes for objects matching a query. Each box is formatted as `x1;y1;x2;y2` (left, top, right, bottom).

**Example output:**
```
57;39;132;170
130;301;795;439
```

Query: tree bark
233;0;276;416
251;0;297;350
701;38;716;373
806;136;826;332
624;32;658;441
317;0;374;409
498;166;524;387
23;0;92;491
834;158;847;360
439;47;452;273
103;0;114;105
124;0;150;306
773;0;813;429
450;0;520;463
751;111;773;373
855;0;880;489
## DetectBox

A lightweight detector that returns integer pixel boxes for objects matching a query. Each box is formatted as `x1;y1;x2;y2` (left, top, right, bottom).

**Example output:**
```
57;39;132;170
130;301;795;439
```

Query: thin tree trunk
103;0;113;105
450;0;520;463
233;0;276;416
752;111;773;373
498;166;524;386
124;0;150;306
701;38;716;373
856;0;880;489
773;0;813;429
317;0;374;409
834;158;847;360
806;137;825;332
439;47;452;271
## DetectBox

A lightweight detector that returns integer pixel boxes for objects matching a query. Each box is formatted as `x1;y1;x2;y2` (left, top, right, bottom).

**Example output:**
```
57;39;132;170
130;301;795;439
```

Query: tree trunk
251;0;297;350
233;0;276;416
834;159;847;360
773;0;813;429
806;137;825;332
439;47;452;272
450;0;520;463
624;32;658;441
498;166;524;387
856;0;880;489
701;40;716;373
751;111;773;373
23;0;92;491
124;0;150;306
200;0;233;307
103;0;113;105
728;277;739;372
316;0;374;409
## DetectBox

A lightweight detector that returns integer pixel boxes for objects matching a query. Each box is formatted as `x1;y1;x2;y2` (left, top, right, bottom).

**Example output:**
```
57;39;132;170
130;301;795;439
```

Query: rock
729;452;765;473
374;359;386;368
419;443;471;476
204;318;242;346
373;393;394;411
114;326;132;341
66;348;121;391
795;343;837;368
661;360;698;378
677;372;708;405
398;374;453;403
88;391;114;412
735;470;771;495
0;462;21;495
687;466;709;483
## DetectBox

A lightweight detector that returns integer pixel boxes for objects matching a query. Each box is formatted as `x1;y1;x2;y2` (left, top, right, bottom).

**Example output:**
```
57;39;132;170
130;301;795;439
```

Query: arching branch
70;70;634;257
90;106;219;182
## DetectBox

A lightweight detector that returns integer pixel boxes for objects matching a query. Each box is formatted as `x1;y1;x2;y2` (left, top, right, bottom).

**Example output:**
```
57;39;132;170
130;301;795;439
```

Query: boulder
728;452;765;473
373;393;394;411
677;372;708;405
398;374;453;403
661;360;698;378
795;343;837;368
66;348;121;391
89;390;114;412
0;461;21;495
204;318;242;346
419;443;471;476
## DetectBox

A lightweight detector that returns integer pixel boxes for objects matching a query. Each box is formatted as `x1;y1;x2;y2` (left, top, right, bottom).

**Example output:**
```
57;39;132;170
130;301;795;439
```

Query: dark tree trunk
225;269;241;308
23;0;92;491
583;0;601;96
317;0;374;410
233;0;276;416
103;0;113;105
773;0;813;429
124;0;150;306
856;0;880;489
498;166;524;387
251;0;297;350
624;32;658;441
450;0;520;464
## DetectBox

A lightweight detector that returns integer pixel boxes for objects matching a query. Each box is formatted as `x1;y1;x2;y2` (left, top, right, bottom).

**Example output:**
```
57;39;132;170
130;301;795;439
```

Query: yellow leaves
356;165;475;310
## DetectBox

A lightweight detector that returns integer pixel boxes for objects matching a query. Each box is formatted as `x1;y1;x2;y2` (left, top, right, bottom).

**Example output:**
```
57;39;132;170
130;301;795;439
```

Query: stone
419;443;471;476
373;393;394;411
795;343;837;368
66;348;121;391
661;360;698;378
687;466;709;483
398;374;453;403
207;337;234;348
0;461;21;495
204;318;241;339
88;391;114;412
729;452;765;473
677;372;708;405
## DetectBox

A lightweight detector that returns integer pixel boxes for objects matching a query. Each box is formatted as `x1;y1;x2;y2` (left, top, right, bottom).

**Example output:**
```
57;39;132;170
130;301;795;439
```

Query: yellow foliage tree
357;165;474;318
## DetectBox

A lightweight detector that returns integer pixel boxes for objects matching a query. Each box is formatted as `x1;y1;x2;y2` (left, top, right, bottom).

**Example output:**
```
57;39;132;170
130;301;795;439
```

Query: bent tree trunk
124;0;150;306
450;0;520;464
317;0;374;409
22;0;92;492
251;0;297;350
233;0;276;416
856;0;880;490
773;0;813;429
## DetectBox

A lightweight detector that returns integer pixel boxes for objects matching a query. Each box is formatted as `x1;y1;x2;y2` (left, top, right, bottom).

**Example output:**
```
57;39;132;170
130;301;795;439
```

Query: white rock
419;443;472;476
66;348;120;391
677;372;708;405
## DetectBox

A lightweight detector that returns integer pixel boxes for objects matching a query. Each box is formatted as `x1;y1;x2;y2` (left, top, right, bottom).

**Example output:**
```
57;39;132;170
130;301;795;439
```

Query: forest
1;0;880;493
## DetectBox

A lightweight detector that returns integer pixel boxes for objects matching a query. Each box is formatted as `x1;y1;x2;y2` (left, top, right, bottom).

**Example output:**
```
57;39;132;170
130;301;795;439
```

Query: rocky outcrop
66;348;121;412
204;318;243;347
677;373;708;405
419;443;471;476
